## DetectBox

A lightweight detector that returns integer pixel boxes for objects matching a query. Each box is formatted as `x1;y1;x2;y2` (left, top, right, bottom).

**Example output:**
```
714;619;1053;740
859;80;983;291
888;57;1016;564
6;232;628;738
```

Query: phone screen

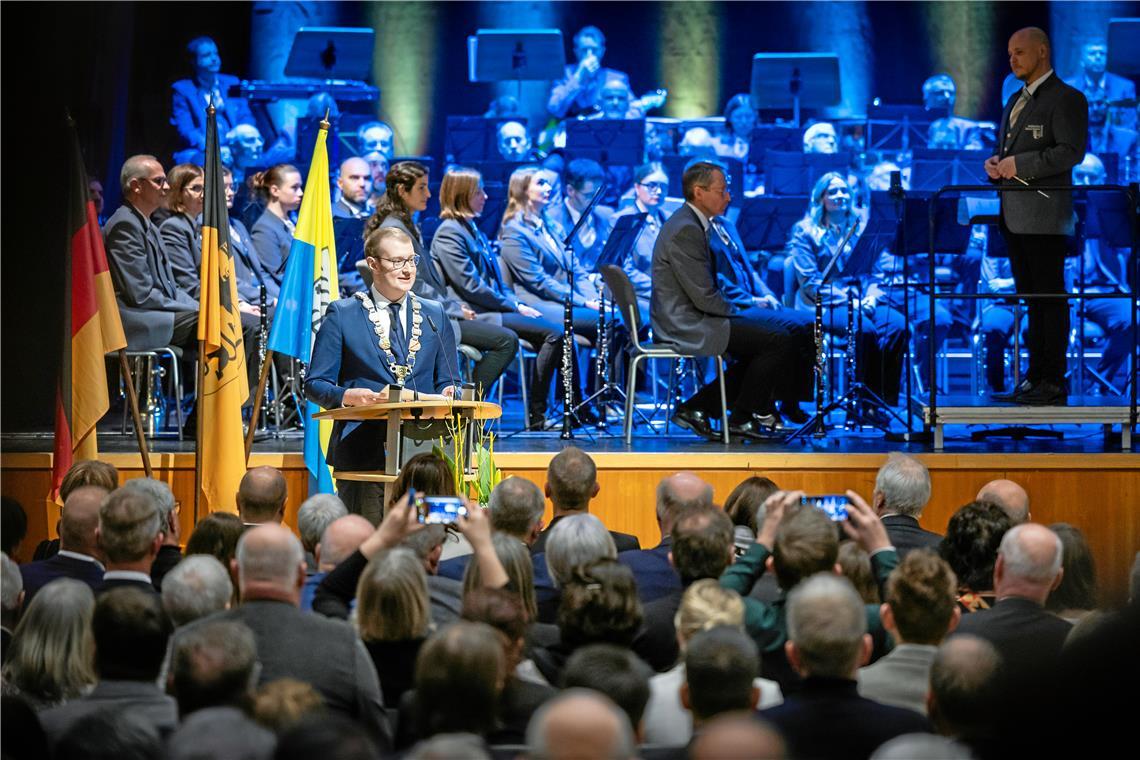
801;494;850;522
415;495;467;525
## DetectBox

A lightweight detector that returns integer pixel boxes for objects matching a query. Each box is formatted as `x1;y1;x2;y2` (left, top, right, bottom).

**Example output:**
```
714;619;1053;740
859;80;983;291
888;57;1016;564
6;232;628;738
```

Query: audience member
1;498;27;559
403;525;464;626
872;453;941;555
297;492;348;569
723;475;779;550
302;514;373;612
1046;523;1098;622
837;541;879;604
683;626;762;733
0;553;22;659
870;734;973;760
251;678;325;734
526;689;636;760
953;523;1071;672
463;532;544;634
926;634;1001;749
761;575;930;760
161;554;233;626
237;466;288;525
1;579;95;709
20;484;106;604
562;644;652;741
532;447;639;554
620;471;714;603
858;551;960;715
939;501;1012;613
274;712;382;760
975;478;1030;523
170;618;258;717
96;487;164;595
120;477;182;590
38;587;177;747
168;702;276;760
54;711;164;760
543;513;617;591
689;713;786;760
439;476;545;577
184;511;245;572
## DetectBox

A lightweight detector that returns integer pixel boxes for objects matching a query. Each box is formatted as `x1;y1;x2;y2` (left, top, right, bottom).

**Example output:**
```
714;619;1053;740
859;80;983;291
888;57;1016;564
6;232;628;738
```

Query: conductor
984;27;1087;406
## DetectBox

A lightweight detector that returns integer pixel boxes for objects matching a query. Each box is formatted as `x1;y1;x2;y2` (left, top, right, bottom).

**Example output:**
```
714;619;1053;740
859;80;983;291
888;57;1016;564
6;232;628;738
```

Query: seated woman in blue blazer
432;167;564;428
250;164;303;286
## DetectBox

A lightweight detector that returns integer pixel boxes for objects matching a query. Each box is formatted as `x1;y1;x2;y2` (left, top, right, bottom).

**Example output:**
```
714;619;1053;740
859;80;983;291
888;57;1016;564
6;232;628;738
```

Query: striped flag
197;106;249;513
267;119;339;494
50;116;128;503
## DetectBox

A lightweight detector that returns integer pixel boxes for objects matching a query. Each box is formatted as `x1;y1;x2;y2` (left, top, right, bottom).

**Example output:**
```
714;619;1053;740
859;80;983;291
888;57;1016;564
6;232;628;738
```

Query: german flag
49;117;127;503
196;105;249;514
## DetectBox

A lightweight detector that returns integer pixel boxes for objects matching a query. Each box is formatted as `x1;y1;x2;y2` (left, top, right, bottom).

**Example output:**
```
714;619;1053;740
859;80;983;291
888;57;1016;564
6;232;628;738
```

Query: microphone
425;311;470;401
889;170;903;200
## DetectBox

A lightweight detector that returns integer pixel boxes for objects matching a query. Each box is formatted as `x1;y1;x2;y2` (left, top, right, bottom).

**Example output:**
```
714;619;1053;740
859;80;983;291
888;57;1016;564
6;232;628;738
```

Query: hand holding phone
414;493;468;525
801;494;850;522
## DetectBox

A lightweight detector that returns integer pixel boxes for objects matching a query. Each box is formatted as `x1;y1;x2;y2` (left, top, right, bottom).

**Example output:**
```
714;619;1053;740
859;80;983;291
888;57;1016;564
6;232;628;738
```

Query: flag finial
320;108;330;131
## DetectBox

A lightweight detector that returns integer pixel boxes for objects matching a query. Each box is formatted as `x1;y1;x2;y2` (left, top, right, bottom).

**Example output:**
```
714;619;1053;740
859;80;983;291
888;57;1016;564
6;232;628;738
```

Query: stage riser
4;452;1137;607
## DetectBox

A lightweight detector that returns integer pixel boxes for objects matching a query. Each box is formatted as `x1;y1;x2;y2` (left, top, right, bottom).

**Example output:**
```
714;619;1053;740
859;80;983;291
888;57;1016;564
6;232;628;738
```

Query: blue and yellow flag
267;119;338;494
198;105;250;513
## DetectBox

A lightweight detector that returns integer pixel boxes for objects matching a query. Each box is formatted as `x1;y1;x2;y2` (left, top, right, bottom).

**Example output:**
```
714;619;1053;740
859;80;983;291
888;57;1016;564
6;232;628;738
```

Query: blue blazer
618;539;681;603
304;295;459;472
171;74;254;163
19;554;104;607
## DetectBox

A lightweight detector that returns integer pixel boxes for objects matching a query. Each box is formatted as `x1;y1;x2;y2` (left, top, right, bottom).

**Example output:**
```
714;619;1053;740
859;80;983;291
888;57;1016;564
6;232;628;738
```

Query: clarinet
845;290;859;430
257;283;269;429
594;280;608;429
813;288;826;438
560;286;575;439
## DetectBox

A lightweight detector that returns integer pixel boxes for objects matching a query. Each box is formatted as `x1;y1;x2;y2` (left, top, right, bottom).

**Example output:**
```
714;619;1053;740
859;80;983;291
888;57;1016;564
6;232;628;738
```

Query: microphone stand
556;181;607;440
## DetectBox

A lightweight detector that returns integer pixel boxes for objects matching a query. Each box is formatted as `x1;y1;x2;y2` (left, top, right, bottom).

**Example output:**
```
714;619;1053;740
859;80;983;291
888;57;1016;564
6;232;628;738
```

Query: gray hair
874;453;931;517
162;555;233;626
526;688;635;760
786;574;866;678
119;154;158;193
120;478;177;529
1;578;96;702
871;735;973;760
545;513;617;588
681;159;728;202
235;526;304;588
408;734;491;760
1;552;22;610
998;524;1063;583
296;493;347;551
489;477;545;539
98;488;162;563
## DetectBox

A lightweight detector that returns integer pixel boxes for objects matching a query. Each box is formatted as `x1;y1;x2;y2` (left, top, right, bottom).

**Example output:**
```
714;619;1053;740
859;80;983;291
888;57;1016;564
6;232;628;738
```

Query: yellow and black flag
197;105;249;514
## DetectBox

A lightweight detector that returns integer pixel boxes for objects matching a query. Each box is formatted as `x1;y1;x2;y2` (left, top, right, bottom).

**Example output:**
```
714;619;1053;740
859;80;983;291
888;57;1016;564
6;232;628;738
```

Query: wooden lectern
314;398;502;508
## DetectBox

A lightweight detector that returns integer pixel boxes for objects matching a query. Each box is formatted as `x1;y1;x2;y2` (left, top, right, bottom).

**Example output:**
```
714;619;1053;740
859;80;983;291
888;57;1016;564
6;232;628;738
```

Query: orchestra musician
547;26;632;119
249;164;303;287
171;36;254;165
614;162;670;322
546;158;614;272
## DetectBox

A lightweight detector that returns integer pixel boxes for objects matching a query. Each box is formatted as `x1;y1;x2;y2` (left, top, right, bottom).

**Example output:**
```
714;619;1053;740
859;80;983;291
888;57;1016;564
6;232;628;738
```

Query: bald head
527;689;635;760
690;714;786;760
317;515;374;572
1012;26;1050;48
976;479;1029;524
656;472;714;534
929;634;1001;739
60;485;108;555
235;524;305;603
337;156;371;205
995;523;1063;602
236;466;287;524
1008;27;1052;83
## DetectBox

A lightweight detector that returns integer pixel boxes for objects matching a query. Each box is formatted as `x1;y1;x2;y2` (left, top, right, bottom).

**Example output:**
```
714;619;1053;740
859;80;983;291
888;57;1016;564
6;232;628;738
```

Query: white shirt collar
686;202;710;231
58;550;105;570
1024;69;1054;96
565;199;583;226
370;286;407;310
102;570;152;584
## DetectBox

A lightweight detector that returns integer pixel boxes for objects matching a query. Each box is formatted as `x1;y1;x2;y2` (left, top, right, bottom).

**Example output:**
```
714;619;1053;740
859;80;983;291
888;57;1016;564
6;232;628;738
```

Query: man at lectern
306;226;460;518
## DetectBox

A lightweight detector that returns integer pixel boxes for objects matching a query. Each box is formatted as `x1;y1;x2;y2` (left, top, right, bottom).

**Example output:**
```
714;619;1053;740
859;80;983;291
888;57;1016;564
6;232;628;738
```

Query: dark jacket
250;209;293;285
19;553;104;606
953;595;1072;673
159;212;201;298
529;513;640;555
618;538;680;603
432;218;520;321
499;215;600;310
170;74;254;163
881;514;943;558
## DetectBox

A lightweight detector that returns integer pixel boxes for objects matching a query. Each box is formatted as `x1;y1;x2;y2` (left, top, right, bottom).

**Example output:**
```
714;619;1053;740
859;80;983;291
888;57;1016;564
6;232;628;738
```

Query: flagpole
194;337;205;524
117;349;154;479
243;349;275;461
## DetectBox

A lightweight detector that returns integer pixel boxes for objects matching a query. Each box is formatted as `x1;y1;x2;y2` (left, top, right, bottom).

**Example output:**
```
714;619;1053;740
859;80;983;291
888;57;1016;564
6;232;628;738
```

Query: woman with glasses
499;167;602;426
368;162;518;397
432;167;564;426
160;163;205;298
250;163;302;286
613;162;670;321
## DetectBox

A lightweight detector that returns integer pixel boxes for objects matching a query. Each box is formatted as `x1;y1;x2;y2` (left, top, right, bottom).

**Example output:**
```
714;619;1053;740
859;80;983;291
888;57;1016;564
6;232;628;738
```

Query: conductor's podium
314;398;502;509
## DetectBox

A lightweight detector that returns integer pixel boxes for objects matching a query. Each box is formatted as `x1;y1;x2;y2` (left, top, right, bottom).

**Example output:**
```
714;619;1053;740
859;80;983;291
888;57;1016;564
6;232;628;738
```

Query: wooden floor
4;445;1138;606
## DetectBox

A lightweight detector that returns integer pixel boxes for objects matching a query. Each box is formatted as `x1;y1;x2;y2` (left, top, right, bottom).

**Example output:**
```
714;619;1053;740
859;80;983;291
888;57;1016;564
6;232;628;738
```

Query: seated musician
357;121;394;161
547;26;632;119
1064;38;1137;132
431;167;562;425
711;94;757;161
1086;90;1138;165
249;164;302;287
785;172;907;427
333;156;374;220
498;167;602;426
923;74;995;150
546;158;615;272
363;150;389;209
171;37;255;165
978;231;1023;394
802;122;839;154
159;163;205;299
497;121;540;162
614;163;670;320
305;226;459;520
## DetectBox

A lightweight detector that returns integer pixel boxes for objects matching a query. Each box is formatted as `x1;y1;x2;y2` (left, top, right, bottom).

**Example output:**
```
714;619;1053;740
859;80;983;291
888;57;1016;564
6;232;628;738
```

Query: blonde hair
673;579;745;650
499;166;541;236
364;225;414;262
439;167;483;221
355;547;430;641
463;533;537;621
2;579;96;705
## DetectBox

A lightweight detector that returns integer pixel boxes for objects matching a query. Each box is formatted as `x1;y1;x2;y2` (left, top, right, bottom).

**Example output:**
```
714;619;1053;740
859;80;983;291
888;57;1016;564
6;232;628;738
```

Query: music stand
566;119;646;165
747;125;802;170
909;149;990;192
864;102;935;152
1107;18;1140;75
763;150;851;196
595;212;647;270
900;194;972;255
468;159;527;186
467;29;566;99
735;196;807;251
445;116;513;163
285;27;375;81
751;53;841;127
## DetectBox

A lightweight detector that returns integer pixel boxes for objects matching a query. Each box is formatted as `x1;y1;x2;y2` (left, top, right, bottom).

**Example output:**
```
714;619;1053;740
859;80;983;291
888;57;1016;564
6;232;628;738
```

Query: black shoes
992;378;1033;401
779;403;810;425
671;407;719;441
1015;380;1067;406
729;411;784;441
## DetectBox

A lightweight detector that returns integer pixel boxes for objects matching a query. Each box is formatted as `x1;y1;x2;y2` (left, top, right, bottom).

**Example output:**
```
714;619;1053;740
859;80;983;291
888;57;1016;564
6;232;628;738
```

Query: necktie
387;302;406;363
1008;88;1030;132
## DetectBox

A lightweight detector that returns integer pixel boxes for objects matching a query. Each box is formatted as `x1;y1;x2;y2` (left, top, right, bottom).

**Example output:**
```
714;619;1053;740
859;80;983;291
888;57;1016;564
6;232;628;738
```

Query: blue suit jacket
19;554;104;606
171;74;254;163
304;295;459;472
618;539;680;603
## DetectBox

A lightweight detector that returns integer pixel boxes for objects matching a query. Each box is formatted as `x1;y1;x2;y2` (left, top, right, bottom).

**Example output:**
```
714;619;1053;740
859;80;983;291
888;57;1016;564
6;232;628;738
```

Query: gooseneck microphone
425;311;467;400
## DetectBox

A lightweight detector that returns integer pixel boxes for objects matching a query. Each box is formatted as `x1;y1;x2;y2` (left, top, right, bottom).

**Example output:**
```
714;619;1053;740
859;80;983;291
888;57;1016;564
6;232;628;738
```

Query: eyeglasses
380;255;420;270
638;182;667;193
146;176;169;188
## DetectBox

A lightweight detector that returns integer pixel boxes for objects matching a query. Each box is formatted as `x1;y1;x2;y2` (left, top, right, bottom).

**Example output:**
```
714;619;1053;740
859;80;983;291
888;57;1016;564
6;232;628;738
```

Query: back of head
871;735;972;760
171;619;258;716
674;579;746;649
235;523;304;597
837;541;878;605
786;574;866;679
356;547;430;642
929;634;1001;740
275;712;381;760
185;512;245;568
547;446;597;511
656;472;715;532
162;554;233;626
562;644;652;730
976;479;1030;524
408;734;491;760
297;493;348;552
98;487;162;564
92;586;172;681
885;550;958;645
252;677;326;734
489;477;545;540
1046;522;1098;613
558;559;642;650
319;515;375;572
939;501;1012;593
565;158;605;191
59;459;119;502
671;508;734;584
684;625;759;721
2;578;96;702
773;505;839;591
414;621;505;738
723;476;779;536
997;523;1063;594
60;485;109;554
55;711;162;760
461;587;529;644
389;453;455;509
545;513;617;587
0;498;27;556
874;453;932;518
237;466;288;524
690;714;786;760
120;478;177;532
526;689;635;760
0;552;21;611
463;532;537;621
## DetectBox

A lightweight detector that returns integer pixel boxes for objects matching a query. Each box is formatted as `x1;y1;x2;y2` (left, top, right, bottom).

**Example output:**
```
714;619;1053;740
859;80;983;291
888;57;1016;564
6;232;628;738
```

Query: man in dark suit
95;487;164;597
20;485;106;604
170;37;255;165
529;447;639;555
619;471;713;604
333;156;374;221
547;158;615;272
872;453;942;557
1064;38;1136;131
761;574;931;759
652;160;812;440
952;522;1071;673
985;27;1088;405
105;155;199;352
305;226;460;520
